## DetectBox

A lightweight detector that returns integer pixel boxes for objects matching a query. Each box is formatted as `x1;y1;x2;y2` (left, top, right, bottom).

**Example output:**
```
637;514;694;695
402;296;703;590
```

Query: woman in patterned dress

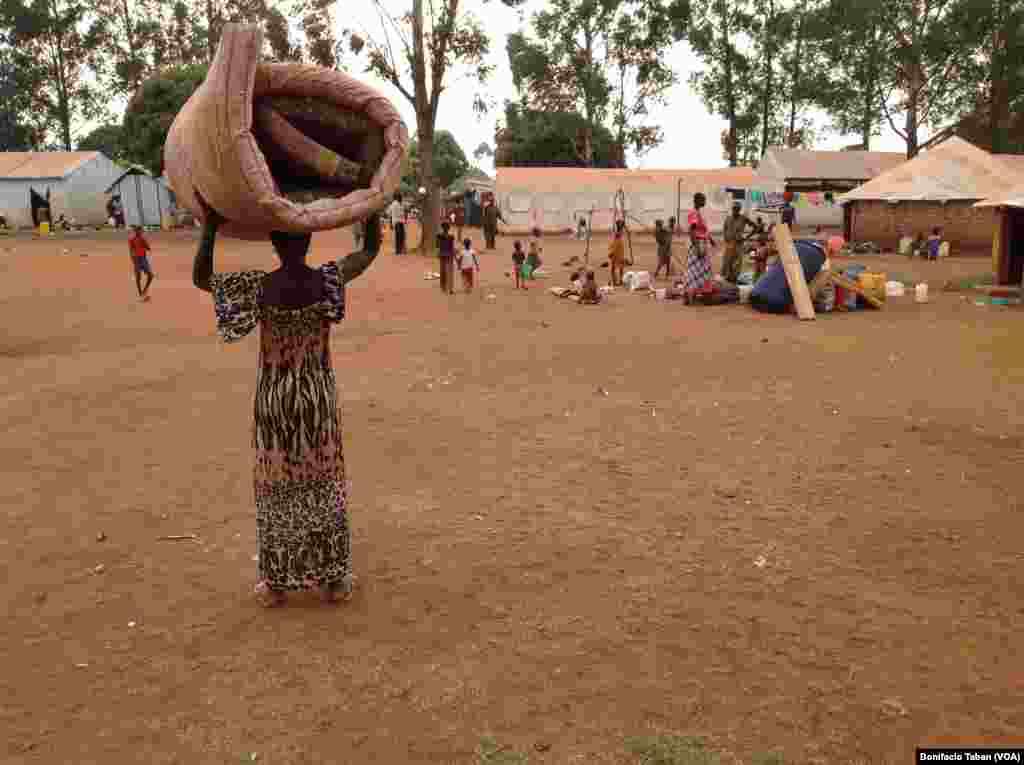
193;207;381;607
684;192;716;294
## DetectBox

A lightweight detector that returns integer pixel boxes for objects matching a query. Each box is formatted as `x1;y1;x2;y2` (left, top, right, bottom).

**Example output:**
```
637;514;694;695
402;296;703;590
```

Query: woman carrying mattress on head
192;203;383;608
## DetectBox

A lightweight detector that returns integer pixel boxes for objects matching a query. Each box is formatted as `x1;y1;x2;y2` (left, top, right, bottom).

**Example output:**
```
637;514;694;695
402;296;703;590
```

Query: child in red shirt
129;225;155;301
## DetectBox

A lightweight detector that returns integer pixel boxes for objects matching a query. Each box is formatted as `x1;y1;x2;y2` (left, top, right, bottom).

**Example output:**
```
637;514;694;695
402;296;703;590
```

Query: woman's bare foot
255;581;287;607
322;576;355;604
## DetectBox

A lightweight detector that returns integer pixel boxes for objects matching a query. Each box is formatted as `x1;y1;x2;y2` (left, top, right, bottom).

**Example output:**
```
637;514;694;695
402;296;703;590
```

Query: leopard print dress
210;263;351;592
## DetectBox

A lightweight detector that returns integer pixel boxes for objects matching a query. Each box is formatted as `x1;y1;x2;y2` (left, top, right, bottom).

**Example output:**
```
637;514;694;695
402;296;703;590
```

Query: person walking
192;205;384;607
458;237;480;292
129;225;155;302
482;197;504;250
436;221;456;295
608;220;626;287
721;202;755;284
684;192;715;294
389;193;406;255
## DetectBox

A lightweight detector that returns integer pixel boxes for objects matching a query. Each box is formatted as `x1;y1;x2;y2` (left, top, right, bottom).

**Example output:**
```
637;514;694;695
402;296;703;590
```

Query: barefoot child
512;240;526;289
527;228;543;280
129;225;155;301
578;270;602;304
459;237;479;292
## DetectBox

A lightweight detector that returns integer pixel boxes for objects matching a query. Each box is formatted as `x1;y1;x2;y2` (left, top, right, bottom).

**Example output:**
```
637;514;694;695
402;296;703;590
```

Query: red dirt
1;227;1022;765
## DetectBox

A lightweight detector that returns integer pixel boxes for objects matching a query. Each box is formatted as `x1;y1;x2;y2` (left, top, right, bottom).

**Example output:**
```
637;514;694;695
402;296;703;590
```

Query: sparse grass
476;736;529;765
624;735;720;765
751;752;786;765
944;272;997;290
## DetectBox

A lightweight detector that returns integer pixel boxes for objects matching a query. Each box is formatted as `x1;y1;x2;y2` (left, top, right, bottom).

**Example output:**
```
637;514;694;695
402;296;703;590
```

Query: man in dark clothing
721;202;756;283
653;219;673;280
436;221;456;295
482;198;504;250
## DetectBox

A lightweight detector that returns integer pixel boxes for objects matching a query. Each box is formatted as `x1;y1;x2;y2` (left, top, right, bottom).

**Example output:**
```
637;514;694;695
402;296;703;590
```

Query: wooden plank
807;269;833;300
773;223;816;320
830;271;884;309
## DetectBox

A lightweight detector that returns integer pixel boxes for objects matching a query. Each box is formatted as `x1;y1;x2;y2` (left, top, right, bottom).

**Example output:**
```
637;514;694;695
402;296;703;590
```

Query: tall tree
951;0;1024;154
77;122;127;159
508;0;688;165
403;130;469;192
689;0;754;166
495;101;623;167
817;0;885;149
869;0;976;157
0;0;110;149
777;2;828;149
0;44;40;149
360;0;492;253
121;62;207;174
90;0;164;95
748;0;783;157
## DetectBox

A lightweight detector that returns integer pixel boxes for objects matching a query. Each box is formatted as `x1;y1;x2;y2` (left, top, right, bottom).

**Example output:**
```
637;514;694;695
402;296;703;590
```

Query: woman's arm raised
192;206;224;292
338;214;382;284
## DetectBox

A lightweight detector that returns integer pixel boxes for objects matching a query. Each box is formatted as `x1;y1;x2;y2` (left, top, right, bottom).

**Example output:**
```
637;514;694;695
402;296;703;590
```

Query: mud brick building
838;138;1024;254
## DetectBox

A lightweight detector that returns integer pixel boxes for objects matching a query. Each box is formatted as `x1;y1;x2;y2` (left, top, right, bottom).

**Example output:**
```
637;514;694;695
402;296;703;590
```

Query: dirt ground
2;225;1023;765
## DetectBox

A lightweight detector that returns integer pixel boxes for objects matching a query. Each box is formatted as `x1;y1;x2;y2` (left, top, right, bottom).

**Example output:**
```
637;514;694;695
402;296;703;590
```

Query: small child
527;227;543;280
512;240;526;289
926;227;942;260
128;225;154;302
459;237;479;291
576;218;587;240
578;270;602;304
912;231;926;258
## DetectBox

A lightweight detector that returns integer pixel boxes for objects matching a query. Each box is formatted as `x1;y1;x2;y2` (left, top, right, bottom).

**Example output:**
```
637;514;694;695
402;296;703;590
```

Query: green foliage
1;0;111;149
751;753;786;765
497;102;624;167
476;736;528;765
402;130;470;192
688;0;756;165
77;123;128;161
507;0;688;164
624;734;720;765
121;63;208;175
0;46;38;150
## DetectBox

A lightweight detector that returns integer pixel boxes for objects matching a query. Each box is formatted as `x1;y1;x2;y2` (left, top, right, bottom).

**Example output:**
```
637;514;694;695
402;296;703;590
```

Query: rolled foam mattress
164;23;409;239
749;239;826;313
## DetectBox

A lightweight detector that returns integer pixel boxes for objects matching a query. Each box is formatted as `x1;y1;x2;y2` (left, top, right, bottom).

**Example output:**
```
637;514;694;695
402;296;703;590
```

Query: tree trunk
787;15;802;146
411;0;436;254
759;0;775;157
582;27;596;167
720;0;738;166
905;64;922;158
989;12;1008;154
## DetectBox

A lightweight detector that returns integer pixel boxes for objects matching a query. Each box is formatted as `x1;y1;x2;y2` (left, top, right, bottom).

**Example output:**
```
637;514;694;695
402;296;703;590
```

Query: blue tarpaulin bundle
750;239;827;314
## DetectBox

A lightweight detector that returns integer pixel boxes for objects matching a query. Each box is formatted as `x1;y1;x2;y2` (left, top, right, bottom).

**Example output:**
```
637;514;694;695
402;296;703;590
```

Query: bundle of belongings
163;23;408;238
684;276;742;306
749;239;827;314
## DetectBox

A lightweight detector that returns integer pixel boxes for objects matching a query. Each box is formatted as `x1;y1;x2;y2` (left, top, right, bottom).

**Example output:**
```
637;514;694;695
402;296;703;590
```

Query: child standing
527;228;543;280
459;237;479;292
129;225;155;302
512;240;526;289
926;227;942;260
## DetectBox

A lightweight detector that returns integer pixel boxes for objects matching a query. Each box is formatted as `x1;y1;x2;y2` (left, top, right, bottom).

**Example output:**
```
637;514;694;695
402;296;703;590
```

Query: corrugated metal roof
0;152;100;179
759;147;906;181
496;166;757;191
838;138;1024;204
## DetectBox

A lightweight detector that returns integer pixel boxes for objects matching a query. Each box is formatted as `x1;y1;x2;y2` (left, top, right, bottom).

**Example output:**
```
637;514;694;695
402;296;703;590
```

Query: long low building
838;138;1024;253
495;166;758;234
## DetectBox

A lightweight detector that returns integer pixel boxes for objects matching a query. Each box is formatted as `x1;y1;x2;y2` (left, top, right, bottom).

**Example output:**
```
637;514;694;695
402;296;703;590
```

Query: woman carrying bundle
193;205;383;607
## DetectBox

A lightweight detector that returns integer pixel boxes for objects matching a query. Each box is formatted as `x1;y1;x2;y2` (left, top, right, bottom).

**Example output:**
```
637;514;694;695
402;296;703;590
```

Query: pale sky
342;0;919;175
